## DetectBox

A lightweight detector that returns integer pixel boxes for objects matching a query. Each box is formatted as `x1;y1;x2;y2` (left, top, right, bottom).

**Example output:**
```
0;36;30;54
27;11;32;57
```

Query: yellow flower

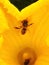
0;7;9;33
0;0;49;65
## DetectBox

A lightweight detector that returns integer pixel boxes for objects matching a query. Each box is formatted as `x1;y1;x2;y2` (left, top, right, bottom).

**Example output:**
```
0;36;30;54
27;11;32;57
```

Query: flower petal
0;0;21;20
0;35;4;48
0;8;9;33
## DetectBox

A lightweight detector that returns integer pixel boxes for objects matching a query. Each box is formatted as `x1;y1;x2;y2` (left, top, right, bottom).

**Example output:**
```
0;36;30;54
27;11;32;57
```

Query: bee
15;20;32;35
24;59;30;65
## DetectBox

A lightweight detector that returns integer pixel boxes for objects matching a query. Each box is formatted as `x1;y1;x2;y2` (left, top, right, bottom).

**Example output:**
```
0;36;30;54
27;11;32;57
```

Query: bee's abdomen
21;28;26;35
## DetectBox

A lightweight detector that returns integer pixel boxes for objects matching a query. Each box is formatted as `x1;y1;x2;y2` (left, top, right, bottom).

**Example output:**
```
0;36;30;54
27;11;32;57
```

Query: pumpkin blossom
0;0;49;65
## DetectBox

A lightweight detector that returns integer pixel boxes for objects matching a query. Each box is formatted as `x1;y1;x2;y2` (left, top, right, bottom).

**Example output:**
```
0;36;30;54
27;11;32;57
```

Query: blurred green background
9;0;38;11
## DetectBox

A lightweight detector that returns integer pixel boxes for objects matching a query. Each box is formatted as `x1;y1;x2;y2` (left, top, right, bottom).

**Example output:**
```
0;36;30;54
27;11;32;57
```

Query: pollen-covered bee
15;20;32;35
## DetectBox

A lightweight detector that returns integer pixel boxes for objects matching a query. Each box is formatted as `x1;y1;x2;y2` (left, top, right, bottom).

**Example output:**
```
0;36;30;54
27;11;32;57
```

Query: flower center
17;48;37;65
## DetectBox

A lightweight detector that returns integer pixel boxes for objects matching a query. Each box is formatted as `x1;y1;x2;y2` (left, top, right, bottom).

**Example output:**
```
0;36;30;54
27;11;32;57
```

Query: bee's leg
14;27;21;29
28;23;34;27
14;26;22;29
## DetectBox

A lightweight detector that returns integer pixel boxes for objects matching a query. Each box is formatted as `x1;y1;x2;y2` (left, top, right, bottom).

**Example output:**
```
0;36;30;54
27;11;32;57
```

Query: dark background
9;0;38;11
